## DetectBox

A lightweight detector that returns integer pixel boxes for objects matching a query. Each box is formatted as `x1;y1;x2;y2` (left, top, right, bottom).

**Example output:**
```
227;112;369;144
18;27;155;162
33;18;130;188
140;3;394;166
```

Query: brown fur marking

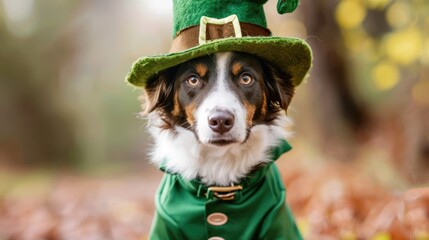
195;63;208;77
244;102;256;126
172;92;181;117
261;92;267;116
232;62;242;76
185;103;197;126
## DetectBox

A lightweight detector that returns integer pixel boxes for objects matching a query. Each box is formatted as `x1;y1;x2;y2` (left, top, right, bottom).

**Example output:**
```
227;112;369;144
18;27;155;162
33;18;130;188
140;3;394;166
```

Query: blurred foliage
0;0;154;169
336;0;429;106
0;0;81;166
284;0;429;184
334;0;429;183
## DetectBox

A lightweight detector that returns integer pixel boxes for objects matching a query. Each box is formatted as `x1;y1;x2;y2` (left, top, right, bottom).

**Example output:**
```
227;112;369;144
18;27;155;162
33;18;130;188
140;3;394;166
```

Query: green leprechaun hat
127;0;312;87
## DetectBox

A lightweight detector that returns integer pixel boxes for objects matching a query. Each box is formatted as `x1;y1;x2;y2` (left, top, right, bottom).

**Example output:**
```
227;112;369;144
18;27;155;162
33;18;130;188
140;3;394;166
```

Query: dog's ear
141;67;177;114
262;62;295;112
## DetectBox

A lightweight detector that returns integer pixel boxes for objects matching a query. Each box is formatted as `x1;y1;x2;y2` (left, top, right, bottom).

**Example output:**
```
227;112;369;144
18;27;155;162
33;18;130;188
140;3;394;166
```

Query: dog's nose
208;110;235;134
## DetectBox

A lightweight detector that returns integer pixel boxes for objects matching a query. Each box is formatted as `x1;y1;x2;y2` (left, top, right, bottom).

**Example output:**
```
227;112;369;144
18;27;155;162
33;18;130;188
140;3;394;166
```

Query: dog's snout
208;110;235;134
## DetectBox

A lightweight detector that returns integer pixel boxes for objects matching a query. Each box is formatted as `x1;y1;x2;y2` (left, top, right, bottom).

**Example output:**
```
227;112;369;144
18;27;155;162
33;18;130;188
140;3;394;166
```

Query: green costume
151;141;302;240
126;0;313;239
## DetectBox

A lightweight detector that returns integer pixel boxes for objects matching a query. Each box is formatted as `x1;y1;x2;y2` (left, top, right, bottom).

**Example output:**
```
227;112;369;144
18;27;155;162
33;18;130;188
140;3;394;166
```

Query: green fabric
173;0;268;37
277;0;300;14
150;140;302;240
126;0;312;89
127;36;312;88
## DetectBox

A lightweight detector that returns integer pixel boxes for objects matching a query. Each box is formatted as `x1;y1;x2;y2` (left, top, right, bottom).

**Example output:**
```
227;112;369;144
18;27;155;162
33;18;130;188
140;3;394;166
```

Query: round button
208;237;225;240
207;212;228;226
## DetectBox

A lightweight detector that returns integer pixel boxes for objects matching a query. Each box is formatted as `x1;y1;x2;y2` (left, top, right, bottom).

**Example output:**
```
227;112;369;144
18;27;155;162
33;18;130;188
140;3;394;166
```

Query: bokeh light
371;60;400;91
384;27;423;66
336;0;367;29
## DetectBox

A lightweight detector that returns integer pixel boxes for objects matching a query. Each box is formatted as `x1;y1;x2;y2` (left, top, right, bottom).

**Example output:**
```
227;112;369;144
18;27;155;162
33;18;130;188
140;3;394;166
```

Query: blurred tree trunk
300;0;368;159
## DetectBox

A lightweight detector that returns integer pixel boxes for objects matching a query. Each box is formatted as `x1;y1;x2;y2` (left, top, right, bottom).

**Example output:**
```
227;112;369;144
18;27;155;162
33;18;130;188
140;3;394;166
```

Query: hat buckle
199;14;242;45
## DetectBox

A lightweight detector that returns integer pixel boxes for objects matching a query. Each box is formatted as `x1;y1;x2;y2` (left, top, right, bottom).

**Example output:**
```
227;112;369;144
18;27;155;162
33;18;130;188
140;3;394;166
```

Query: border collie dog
144;52;294;185
142;51;301;239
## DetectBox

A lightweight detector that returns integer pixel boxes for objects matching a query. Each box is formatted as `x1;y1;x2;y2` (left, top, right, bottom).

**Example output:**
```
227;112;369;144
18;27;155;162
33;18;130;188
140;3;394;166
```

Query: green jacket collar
160;140;292;200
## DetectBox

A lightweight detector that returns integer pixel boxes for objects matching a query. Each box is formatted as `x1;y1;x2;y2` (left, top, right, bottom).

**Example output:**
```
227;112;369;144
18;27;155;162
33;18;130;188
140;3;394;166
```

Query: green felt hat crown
127;0;312;87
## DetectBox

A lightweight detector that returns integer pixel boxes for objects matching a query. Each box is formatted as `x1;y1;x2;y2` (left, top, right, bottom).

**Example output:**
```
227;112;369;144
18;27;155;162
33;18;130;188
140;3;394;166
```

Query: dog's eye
186;75;202;87
239;73;254;85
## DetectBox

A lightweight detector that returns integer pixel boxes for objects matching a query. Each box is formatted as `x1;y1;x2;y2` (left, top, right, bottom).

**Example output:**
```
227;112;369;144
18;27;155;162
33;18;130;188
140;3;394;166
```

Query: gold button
207;212;228;226
208;237;225;240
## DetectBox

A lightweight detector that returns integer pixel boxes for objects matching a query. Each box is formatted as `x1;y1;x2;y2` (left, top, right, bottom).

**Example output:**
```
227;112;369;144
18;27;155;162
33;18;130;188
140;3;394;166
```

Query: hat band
169;21;271;53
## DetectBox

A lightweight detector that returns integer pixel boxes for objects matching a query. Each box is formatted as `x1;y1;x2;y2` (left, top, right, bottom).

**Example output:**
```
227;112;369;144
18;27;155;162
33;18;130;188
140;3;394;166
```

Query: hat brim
126;36;312;87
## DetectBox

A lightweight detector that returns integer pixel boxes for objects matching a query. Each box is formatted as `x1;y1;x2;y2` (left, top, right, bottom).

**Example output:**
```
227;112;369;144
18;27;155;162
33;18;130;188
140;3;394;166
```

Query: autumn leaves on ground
1;158;428;240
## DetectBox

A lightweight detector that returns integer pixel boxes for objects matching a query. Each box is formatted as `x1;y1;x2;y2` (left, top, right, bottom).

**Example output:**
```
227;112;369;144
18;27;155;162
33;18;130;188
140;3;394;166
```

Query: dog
142;51;302;239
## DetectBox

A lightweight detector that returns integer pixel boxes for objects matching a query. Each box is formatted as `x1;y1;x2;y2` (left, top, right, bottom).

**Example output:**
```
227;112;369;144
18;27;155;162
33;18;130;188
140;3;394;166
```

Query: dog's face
144;52;294;147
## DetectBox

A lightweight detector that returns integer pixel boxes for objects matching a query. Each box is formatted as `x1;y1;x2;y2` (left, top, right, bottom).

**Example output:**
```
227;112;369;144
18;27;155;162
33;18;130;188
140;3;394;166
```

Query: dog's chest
149;141;303;239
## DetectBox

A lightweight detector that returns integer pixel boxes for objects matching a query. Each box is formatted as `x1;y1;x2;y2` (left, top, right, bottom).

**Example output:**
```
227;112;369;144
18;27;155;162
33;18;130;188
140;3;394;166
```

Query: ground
0;157;428;240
